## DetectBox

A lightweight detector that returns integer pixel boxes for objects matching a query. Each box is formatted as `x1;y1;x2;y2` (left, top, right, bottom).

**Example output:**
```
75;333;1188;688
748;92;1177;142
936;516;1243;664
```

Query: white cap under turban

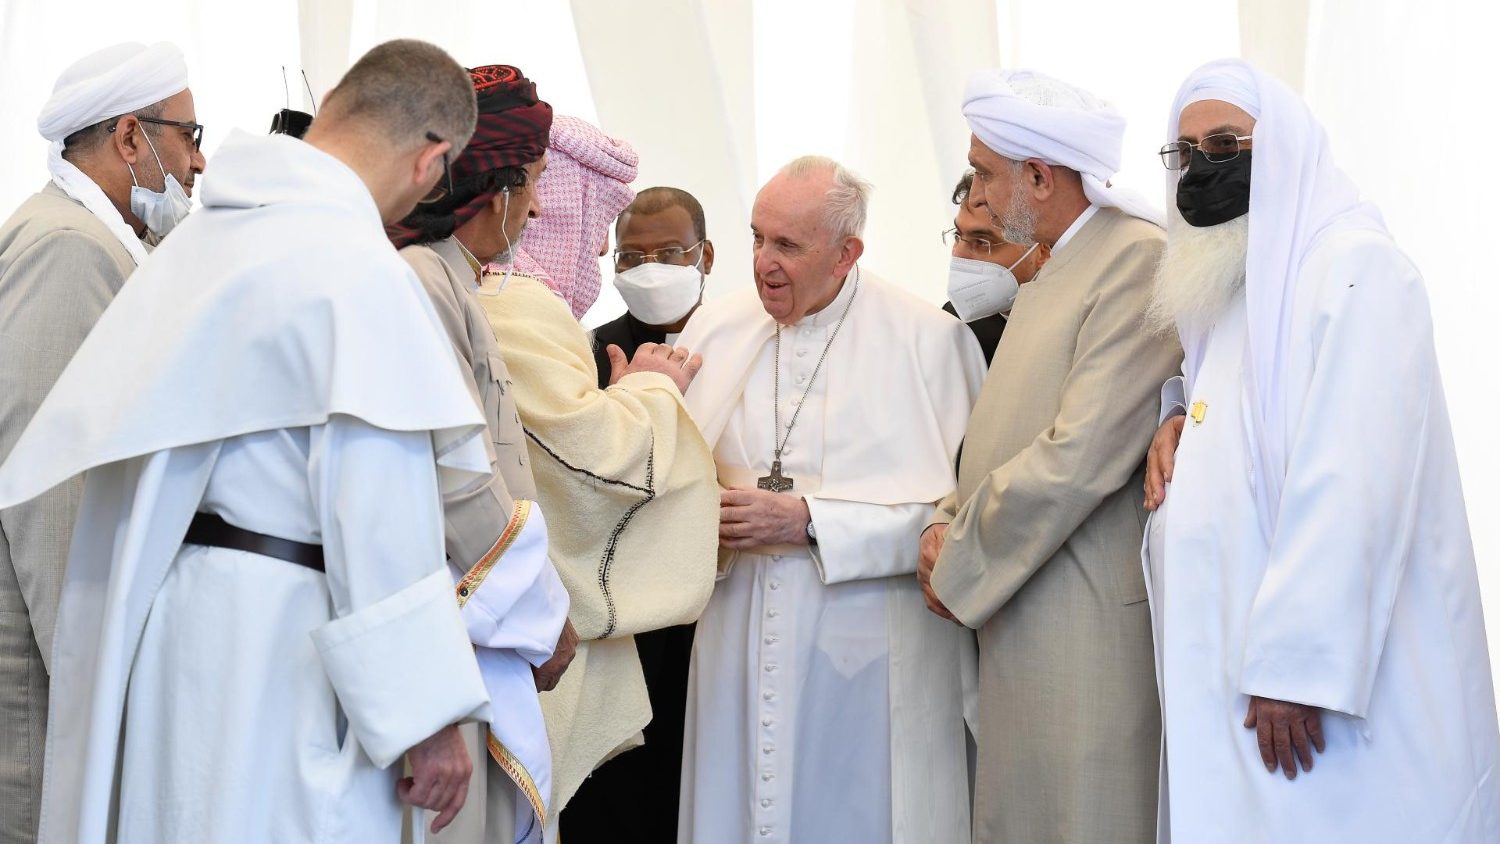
963;69;1162;226
38;42;189;142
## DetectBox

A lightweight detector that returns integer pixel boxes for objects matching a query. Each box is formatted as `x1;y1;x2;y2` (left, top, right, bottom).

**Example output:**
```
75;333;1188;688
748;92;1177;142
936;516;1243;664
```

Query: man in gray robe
0;41;201;842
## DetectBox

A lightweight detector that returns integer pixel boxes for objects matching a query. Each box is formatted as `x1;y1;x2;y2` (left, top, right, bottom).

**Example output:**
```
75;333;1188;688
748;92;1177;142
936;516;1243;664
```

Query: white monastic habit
675;270;986;843
0;131;497;844
1145;60;1500;842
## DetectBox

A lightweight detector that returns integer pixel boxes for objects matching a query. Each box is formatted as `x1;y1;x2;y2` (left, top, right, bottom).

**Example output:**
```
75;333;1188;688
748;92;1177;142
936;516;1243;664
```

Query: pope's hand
399;723;472;833
533;618;578;692
719;488;810;549
1144;415;1186;511
607;342;703;393
1244;695;1326;780
918;523;961;624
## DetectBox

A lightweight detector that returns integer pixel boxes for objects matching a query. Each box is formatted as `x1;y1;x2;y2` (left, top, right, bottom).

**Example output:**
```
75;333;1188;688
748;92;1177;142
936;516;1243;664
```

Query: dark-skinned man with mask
388;63;574;844
567;185;711;840
591;186;714;389
0;41;203;842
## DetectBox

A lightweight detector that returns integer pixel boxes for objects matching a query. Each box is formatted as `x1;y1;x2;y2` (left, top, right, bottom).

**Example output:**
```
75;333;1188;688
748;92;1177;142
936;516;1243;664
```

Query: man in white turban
1142;58;1500;843
917;69;1180;842
0;40;201;842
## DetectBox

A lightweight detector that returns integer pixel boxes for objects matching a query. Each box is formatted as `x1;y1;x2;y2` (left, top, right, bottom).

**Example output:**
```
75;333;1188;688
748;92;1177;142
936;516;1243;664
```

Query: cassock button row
762;772;773;782
764;636;777;645
761;799;773;808
762;717;773;726
770;581;781;590
762;744;774;755
768;609;779;618
760;827;772;837
764;664;777;672
763;691;775;701
796;347;808;357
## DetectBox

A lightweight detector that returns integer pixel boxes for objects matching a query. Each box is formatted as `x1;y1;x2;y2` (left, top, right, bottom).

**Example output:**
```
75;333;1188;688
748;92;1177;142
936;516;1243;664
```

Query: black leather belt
184;511;325;572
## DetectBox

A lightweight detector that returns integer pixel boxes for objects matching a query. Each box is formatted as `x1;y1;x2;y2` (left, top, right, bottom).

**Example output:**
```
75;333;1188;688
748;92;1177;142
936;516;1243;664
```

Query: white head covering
963;68;1163;227
38;41;189;142
36;42;189;265
1167;58;1387;538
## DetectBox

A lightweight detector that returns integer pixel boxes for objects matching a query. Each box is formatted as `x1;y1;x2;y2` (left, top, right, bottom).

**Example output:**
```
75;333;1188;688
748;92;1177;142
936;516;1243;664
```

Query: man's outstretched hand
606;342;703;393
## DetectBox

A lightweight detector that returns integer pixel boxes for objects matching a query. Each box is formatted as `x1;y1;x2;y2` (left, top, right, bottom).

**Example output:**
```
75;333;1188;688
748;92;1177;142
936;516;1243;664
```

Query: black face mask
1175;148;1252;227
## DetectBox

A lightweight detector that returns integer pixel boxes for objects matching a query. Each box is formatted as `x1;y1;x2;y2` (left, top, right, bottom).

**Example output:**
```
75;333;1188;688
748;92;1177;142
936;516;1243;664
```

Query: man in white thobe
676;156;986;843
1141;59;1500;842
0;41;202;842
0;40;501;843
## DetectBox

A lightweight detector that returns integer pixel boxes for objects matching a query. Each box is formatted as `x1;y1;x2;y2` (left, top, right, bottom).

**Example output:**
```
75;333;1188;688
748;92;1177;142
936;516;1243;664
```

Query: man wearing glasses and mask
0;40;202;841
941;170;1049;366
592;186;714;390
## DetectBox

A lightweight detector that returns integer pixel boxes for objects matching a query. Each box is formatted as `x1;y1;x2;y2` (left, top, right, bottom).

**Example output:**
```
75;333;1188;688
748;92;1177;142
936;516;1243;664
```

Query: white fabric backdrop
0;0;1495;700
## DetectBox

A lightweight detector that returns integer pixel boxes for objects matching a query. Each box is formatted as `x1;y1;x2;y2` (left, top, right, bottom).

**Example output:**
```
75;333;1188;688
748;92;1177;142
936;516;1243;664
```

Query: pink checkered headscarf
495;115;639;319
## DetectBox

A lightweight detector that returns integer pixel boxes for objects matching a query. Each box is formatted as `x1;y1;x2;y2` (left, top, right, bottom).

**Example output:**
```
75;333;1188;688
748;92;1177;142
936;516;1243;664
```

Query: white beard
1146;207;1249;338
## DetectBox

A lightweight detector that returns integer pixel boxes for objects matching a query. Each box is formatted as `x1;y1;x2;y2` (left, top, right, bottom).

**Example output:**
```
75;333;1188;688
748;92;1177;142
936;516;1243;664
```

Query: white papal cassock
675;272;986;843
0;131;497;843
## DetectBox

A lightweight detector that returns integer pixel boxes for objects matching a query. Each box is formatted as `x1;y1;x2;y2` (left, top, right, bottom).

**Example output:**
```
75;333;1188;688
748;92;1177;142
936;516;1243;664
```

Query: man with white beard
920;69;1179;843
1142;59;1500;842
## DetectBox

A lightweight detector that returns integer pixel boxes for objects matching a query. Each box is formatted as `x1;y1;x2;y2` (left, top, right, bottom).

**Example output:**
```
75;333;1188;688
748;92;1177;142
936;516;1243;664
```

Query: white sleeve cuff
1159;375;1187;425
312;567;490;769
805;497;932;586
455;503;569;665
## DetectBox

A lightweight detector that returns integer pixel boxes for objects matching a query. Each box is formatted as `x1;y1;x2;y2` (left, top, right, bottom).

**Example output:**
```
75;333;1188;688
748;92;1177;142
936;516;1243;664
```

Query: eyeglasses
942;227;998;256
421;131;454;203
113;115;205;150
614;240;705;271
1158;133;1253;171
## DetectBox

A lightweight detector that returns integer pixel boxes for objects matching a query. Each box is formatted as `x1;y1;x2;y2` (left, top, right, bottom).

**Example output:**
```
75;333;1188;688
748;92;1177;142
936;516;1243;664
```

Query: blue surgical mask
127;129;192;237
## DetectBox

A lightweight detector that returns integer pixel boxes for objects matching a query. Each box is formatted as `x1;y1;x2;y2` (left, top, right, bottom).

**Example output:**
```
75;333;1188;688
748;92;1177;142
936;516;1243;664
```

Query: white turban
1166;58;1387;539
37;42;189;266
38;41;189;142
963;69;1162;226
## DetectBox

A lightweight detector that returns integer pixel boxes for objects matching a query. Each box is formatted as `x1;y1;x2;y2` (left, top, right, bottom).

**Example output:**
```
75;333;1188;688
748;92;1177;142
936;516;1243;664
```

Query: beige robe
0;183;137;843
930;207;1182;843
477;271;718;821
403;238;554;843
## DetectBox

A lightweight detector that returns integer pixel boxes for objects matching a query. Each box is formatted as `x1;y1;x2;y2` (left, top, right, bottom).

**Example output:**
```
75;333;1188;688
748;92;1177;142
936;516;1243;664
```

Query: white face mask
127;129;192;237
945;242;1039;322
613;255;705;326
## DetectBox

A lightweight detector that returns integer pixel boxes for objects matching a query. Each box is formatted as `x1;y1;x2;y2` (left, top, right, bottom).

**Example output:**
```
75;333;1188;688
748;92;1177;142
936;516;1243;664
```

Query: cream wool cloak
476;271;718;818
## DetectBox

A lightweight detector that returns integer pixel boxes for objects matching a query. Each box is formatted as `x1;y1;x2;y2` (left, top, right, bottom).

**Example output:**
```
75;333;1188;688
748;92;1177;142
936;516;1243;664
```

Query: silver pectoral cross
757;460;795;493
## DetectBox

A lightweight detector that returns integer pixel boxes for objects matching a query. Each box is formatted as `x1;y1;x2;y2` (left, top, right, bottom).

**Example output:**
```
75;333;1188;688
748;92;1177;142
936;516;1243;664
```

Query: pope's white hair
777;155;872;241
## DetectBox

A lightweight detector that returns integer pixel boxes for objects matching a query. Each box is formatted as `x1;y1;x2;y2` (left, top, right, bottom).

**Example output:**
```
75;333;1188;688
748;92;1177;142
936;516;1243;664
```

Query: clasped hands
718;487;811;549
606;341;702;394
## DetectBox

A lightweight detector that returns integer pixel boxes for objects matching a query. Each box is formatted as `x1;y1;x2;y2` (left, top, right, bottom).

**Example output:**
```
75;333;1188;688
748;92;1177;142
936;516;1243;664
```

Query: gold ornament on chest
1190;400;1208;426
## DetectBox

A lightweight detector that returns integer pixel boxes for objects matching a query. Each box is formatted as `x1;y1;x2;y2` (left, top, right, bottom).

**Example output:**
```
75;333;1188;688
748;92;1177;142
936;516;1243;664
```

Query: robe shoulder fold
0;139;489;511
